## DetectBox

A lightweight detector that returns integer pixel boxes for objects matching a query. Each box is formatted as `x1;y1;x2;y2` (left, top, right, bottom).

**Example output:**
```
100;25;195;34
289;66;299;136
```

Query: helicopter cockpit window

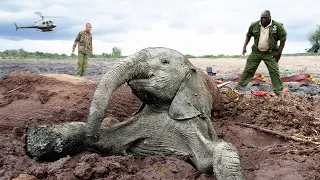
46;21;48;24
49;21;53;24
42;22;45;25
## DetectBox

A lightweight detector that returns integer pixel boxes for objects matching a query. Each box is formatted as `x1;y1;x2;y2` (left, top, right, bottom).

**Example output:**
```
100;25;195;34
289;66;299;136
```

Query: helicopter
14;12;64;32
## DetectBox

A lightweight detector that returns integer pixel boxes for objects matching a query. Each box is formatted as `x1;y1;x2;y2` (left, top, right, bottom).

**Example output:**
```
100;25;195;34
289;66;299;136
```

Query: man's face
260;15;271;27
86;25;92;32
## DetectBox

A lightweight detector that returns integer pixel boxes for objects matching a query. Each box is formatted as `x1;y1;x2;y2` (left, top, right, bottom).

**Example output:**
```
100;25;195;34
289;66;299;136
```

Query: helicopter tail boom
14;22;19;31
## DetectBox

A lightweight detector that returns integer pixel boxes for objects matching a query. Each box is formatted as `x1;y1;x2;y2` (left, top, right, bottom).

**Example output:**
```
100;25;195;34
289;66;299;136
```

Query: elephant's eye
160;58;170;64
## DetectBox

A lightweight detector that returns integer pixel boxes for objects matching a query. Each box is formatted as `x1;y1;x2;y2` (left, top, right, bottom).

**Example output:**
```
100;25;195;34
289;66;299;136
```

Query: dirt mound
199;70;225;112
212;92;320;179
0;72;96;130
1;72;320;180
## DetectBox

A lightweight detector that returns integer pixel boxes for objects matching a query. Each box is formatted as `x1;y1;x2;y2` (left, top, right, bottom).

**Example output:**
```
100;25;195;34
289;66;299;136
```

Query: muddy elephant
26;47;244;180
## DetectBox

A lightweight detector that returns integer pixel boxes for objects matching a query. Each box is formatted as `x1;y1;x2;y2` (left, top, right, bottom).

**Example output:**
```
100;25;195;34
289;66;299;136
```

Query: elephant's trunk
86;51;148;137
26;55;142;160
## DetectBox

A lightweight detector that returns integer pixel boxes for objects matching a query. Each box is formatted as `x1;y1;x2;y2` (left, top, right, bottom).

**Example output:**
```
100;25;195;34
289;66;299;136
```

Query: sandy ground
190;56;320;77
0;56;320;180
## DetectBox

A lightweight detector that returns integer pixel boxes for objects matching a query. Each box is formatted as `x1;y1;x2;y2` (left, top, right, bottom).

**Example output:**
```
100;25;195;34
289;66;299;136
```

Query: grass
197;54;247;59
0;57;123;63
282;53;320;56
194;53;319;59
0;53;318;63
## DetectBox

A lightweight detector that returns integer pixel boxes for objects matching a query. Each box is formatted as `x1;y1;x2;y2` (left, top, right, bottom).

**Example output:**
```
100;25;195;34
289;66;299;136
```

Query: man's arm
273;39;286;62
242;23;253;56
273;23;287;62
278;39;286;53
90;36;93;55
242;36;251;56
277;23;287;53
72;32;81;52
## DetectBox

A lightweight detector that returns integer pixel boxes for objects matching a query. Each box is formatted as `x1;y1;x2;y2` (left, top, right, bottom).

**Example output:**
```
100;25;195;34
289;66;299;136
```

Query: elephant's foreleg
212;141;245;180
184;121;244;179
26;117;145;161
26;122;87;161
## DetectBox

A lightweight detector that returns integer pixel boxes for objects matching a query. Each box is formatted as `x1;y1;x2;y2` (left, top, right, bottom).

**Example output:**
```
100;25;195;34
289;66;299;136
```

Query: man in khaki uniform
236;10;287;96
72;23;93;76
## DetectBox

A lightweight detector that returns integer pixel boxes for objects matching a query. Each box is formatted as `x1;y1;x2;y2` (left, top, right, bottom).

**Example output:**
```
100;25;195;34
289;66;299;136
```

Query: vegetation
111;47;122;57
197;54;246;59
0;49;68;60
306;25;320;53
0;47;127;60
0;46;318;61
184;54;196;58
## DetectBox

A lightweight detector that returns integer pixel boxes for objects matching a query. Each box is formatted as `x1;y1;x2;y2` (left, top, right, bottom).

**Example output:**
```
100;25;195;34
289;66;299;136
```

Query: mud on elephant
26;47;245;180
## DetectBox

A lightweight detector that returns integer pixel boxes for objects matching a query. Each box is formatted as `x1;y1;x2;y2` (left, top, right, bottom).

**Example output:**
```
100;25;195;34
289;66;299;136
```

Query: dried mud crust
0;72;319;180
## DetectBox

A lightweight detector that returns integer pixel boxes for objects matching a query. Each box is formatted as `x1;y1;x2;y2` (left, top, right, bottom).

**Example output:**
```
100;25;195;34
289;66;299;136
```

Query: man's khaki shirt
73;30;93;55
246;20;287;52
258;20;272;52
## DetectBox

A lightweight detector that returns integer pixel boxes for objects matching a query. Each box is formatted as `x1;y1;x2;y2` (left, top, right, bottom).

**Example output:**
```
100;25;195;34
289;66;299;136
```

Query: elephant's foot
212;141;244;180
26;117;144;161
26;122;88;161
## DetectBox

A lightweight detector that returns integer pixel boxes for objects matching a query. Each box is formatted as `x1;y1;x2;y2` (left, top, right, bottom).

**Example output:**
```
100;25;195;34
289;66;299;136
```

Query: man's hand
273;51;282;62
242;47;247;56
274;39;286;62
242;36;251;56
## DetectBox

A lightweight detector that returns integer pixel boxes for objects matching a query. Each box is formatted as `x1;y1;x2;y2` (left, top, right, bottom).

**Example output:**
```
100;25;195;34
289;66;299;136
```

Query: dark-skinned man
236;10;287;96
72;23;93;77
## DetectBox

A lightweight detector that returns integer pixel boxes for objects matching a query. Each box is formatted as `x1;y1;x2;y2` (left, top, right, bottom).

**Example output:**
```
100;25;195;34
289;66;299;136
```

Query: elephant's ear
169;68;213;120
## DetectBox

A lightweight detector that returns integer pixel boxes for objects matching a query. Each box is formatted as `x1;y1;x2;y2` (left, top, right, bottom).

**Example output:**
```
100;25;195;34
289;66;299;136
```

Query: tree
306;25;320;53
0;52;5;59
184;54;196;58
111;47;122;57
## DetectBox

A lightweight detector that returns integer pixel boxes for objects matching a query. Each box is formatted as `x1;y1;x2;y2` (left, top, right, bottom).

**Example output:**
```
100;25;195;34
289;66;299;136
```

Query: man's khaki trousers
237;51;283;94
76;52;88;77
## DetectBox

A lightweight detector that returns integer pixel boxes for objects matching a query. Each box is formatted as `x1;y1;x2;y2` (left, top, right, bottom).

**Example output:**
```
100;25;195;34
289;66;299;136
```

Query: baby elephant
26;47;244;180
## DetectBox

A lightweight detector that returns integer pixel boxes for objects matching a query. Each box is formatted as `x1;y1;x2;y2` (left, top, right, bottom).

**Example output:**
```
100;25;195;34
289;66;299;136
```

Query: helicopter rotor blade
35;12;42;17
35;12;67;20
35;12;44;19
43;16;67;18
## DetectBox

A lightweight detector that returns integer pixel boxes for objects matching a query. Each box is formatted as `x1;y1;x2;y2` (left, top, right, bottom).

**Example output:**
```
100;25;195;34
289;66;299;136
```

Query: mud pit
0;70;320;179
0;61;118;80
